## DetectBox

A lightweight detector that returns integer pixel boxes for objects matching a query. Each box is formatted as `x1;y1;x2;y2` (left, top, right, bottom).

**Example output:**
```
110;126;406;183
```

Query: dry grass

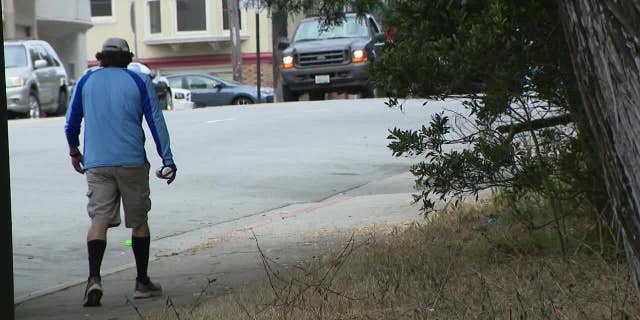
144;200;640;320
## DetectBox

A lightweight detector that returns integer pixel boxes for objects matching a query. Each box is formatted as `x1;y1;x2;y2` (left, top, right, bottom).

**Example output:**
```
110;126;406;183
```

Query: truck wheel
360;86;375;99
309;92;325;101
282;85;298;102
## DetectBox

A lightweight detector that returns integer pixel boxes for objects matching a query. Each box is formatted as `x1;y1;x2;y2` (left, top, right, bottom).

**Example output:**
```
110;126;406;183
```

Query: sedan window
168;77;184;89
186;76;219;89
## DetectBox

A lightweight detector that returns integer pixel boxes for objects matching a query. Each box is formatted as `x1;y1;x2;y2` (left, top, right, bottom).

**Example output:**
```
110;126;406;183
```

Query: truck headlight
351;49;368;63
281;55;294;69
6;76;25;88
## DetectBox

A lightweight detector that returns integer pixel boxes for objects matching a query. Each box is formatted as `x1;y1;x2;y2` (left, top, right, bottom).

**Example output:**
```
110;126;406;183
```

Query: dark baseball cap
101;37;130;53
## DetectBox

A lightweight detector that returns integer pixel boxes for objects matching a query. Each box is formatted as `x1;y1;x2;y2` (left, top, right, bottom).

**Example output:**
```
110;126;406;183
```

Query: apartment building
86;0;274;86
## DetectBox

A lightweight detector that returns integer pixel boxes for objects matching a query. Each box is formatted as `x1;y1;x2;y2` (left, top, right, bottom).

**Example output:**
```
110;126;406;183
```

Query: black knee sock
132;236;151;284
87;240;106;279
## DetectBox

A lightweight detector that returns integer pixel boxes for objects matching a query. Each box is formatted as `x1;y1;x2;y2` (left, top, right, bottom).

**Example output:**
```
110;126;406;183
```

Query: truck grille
297;50;347;67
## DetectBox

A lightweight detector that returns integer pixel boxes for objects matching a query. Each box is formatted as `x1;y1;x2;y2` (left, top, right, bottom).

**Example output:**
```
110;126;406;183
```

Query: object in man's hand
155;166;175;179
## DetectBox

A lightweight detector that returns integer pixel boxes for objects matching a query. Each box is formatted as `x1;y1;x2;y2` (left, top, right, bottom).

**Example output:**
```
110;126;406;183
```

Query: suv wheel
28;91;41;119
282;85;298;102
56;89;68;116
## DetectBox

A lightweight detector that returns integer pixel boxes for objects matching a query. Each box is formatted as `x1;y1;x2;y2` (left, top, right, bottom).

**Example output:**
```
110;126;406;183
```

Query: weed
145;199;640;319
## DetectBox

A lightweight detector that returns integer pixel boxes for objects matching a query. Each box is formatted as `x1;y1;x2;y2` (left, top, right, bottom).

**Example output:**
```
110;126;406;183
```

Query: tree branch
496;114;573;137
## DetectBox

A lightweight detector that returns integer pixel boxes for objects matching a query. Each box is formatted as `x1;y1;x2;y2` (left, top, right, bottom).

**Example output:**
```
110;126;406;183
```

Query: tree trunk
228;0;243;82
557;0;640;285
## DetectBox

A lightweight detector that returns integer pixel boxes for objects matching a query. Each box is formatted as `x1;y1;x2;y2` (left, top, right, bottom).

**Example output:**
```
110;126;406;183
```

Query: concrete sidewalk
15;173;422;320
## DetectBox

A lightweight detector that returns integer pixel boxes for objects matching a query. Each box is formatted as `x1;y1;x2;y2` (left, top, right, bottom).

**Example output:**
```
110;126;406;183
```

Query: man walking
65;38;177;307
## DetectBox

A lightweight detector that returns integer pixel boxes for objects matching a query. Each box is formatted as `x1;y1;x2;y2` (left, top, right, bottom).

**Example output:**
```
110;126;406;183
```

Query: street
9;98;463;300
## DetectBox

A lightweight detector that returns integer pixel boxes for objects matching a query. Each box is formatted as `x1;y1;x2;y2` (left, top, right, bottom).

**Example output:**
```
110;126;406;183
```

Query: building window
90;0;112;17
222;0;242;30
176;0;207;32
148;0;161;34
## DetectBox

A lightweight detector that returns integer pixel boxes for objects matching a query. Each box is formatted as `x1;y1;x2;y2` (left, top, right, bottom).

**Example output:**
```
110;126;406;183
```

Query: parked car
127;61;172;110
278;13;386;101
77;63;173;110
165;73;274;107
4;40;70;117
171;88;195;110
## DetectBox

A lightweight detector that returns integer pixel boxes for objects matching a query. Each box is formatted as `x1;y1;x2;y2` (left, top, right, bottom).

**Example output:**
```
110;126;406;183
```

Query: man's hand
70;149;84;174
155;164;177;185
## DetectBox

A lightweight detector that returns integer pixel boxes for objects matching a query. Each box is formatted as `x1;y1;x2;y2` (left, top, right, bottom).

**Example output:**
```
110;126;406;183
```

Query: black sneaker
133;277;162;299
83;276;103;307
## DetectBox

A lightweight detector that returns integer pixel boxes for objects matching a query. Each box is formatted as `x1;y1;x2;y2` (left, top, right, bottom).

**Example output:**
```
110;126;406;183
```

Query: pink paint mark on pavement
231;195;353;235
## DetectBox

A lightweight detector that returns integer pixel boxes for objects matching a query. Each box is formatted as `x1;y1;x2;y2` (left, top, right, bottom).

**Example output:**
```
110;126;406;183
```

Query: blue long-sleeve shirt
65;68;174;169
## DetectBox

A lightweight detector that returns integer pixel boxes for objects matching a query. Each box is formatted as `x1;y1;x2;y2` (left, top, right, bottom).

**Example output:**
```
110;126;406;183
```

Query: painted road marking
206;118;236;124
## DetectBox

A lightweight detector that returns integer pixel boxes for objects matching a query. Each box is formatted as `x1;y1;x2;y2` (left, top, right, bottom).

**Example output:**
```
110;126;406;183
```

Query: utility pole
228;0;243;82
254;3;261;101
0;4;16;319
130;1;139;56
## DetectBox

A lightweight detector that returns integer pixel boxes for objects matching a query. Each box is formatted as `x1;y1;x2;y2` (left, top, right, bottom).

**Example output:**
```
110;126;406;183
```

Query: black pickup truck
278;13;386;101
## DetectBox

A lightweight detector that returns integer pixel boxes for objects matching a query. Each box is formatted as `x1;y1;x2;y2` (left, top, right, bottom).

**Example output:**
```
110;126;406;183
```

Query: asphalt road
8;98;463;299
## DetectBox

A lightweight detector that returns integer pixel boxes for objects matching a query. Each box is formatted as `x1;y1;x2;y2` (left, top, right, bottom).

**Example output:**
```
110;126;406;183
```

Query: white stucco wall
35;0;91;24
35;0;92;80
87;0;273;61
3;0;37;39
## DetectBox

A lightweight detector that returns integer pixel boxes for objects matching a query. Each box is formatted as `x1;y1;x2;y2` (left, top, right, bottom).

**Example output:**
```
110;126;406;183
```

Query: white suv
4;40;69;118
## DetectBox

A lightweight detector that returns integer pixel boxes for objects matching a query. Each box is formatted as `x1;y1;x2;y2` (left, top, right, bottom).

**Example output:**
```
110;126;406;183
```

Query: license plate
315;75;330;84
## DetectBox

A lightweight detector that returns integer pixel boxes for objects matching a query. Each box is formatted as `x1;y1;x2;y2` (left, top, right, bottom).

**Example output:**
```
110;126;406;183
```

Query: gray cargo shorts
85;164;151;228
